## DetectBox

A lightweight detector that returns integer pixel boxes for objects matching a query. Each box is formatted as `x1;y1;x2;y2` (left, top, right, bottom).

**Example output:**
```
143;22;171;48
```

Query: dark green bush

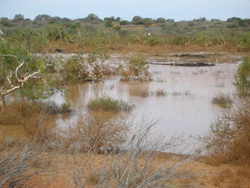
104;21;113;27
120;20;128;25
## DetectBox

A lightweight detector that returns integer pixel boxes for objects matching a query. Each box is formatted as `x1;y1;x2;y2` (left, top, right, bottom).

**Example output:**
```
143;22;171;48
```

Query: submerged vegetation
87;96;134;112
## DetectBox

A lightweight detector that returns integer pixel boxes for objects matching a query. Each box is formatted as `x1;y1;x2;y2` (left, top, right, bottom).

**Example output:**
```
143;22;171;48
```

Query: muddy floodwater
49;59;239;152
0;54;240;153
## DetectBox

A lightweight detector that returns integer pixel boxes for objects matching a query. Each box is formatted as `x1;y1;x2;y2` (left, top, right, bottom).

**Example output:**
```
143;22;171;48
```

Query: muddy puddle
0;54;240;153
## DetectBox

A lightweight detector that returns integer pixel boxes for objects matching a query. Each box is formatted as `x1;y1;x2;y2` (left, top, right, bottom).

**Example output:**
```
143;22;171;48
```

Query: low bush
119;56;152;81
68;117;191;187
0;139;51;187
62;55;88;82
62;113;131;153
62;51;109;83
203;97;250;165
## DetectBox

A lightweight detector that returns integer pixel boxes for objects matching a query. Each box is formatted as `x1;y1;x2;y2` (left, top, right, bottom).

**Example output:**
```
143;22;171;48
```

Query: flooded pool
0;55;240;153
51;62;239;140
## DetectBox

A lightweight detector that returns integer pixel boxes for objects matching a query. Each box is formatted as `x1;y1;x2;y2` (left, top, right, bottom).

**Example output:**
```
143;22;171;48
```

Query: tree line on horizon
1;13;250;28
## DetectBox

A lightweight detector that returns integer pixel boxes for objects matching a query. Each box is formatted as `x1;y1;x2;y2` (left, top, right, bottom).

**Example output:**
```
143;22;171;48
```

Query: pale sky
0;0;249;21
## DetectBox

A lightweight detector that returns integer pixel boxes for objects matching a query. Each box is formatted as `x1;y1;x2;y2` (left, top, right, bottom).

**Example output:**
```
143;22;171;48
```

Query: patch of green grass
87;96;134;112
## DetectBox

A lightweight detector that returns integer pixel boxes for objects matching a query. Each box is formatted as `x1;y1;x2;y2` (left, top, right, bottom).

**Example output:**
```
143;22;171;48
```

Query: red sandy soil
7;152;250;188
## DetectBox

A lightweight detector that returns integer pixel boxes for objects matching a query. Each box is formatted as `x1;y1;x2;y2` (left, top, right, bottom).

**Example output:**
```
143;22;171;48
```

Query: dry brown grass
60;112;131;153
0;101;42;125
0;101;56;141
0;139;53;187
129;85;150;97
1;113;249;187
57;117;195;188
210;165;250;188
155;89;167;97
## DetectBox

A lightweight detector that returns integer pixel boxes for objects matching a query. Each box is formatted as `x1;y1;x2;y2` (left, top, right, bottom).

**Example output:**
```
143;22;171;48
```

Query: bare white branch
0;59;48;98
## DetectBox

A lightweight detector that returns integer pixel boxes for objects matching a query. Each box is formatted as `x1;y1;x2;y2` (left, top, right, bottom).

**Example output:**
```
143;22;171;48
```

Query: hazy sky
0;0;249;21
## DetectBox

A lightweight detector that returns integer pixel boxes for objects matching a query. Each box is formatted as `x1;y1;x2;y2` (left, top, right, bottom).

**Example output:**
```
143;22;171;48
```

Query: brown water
51;62;239;140
1;56;239;152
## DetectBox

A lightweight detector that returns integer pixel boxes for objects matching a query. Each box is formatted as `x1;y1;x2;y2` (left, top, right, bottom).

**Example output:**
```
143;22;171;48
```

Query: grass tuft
212;93;232;108
87;96;134;112
155;89;167;96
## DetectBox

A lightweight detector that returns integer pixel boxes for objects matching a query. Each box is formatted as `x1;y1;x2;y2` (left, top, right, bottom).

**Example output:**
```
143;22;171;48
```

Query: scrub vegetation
1;13;250;187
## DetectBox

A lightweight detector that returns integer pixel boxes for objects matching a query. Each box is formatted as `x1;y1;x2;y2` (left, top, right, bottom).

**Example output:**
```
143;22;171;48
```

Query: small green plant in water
87;96;134;112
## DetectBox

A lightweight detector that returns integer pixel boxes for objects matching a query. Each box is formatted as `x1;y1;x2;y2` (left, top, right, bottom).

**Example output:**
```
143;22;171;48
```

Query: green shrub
63;113;131;152
146;33;165;46
62;52;108;83
120;56;152;81
62;55;87;82
236;32;250;52
104;21;113;27
235;57;250;96
120;20;128;25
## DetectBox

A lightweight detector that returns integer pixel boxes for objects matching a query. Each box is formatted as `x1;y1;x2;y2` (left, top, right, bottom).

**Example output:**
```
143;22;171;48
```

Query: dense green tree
132;16;144;25
156;17;165;23
13;14;24;21
83;14;102;23
34;14;52;22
